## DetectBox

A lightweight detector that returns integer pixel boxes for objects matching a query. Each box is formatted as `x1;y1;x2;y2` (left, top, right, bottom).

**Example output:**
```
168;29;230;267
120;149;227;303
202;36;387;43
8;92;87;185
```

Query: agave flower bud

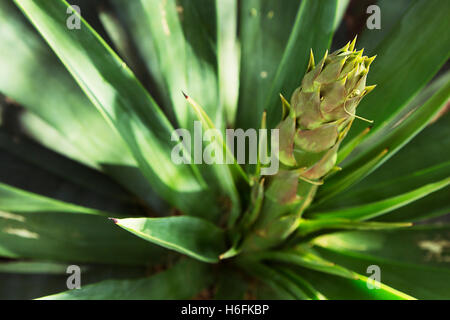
239;39;376;253
279;37;376;182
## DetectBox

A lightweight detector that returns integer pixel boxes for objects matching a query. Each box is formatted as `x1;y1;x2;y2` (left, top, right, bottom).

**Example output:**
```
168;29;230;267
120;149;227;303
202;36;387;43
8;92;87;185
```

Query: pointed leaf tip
365;85;377;94
365;55;377;67
349;35;358;51
307;49;315;72
341;41;351;52
109;218;118;224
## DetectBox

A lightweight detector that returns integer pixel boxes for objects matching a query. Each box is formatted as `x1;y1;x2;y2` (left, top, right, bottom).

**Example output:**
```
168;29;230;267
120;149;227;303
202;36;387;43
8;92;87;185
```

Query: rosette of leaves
0;0;449;300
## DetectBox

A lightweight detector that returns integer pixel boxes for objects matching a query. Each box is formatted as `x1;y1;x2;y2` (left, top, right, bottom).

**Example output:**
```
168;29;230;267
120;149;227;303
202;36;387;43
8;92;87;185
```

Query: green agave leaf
317;70;450;203
14;109;95;169
246;250;356;279
38;259;212;300
312;160;450;214
276;266;327;300
114;216;227;263
16;112;168;212
336;127;372;165
239;252;413;300
377;188;449;223
315;225;450;270
111;0;243;223
346;70;450;168
0;129;137;212
313;225;450;299
0;261;69;274
0;264;70;300
0;1;132;168
365;113;450;223
111;0;222;130
308;174;450;221
357;108;450;223
358;0;413;53
99;164;169;215
216;0;239;125
345;0;450;148
0;1;169;211
311;95;450;221
0;213;166;266
183;93;246;226
289;266;414;300
262;0;346;128
0;262;145;300
334;0;350;25
238;259;307;299
297;219;412;237
108;0;171;113
13;0;221;217
315;148;389;205
98;8;143;79
0;183;114;217
0;127;95;195
236;0;301;130
0;183;166;265
236;0;349;130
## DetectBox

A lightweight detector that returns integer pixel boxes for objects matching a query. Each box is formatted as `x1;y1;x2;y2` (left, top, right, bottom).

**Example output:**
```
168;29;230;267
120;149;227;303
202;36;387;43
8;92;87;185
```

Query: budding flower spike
239;38;379;252
279;38;377;177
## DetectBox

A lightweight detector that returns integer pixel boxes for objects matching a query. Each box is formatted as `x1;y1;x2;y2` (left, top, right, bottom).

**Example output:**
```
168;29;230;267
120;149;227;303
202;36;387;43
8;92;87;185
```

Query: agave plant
0;0;449;300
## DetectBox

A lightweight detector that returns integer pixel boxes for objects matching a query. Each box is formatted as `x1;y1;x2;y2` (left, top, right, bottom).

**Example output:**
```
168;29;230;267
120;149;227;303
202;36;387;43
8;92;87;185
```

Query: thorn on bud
349;35;358;51
182;91;188;99
307;49;315;71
